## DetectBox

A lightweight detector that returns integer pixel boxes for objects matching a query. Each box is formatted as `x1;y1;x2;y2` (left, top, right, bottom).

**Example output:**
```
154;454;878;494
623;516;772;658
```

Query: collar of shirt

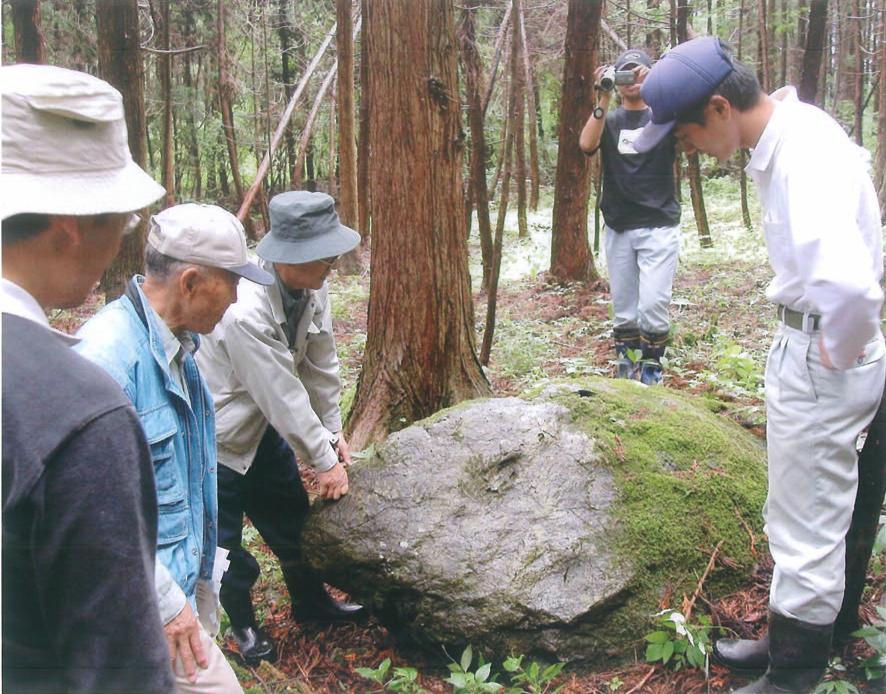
149;302;194;369
0;278;80;346
746;86;797;174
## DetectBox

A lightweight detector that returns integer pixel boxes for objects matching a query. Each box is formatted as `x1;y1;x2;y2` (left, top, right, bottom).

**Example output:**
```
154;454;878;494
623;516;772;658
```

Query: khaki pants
765;323;886;624
173;618;242;693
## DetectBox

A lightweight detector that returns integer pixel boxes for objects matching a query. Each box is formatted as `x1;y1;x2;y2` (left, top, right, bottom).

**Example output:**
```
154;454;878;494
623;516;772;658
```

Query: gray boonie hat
1;64;165;219
256;191;360;264
149;204;273;285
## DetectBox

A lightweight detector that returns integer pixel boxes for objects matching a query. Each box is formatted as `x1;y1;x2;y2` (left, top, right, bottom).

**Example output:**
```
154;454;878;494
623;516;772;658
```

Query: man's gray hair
144;244;202;282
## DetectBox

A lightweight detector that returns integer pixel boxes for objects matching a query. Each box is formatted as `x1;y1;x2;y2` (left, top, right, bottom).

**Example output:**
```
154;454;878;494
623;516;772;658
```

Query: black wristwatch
593;106;605;120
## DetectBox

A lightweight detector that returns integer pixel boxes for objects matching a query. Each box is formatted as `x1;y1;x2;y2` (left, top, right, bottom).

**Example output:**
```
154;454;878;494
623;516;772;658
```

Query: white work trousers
765;322;886;625
604;224;680;336
174;602;243;694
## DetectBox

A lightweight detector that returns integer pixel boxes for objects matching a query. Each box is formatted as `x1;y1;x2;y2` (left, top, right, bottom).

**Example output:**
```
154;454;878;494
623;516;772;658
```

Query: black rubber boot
230;626;276;666
614;328;642;380
639;331;668;385
734;611;833;694
712;632;769;674
290;581;367;623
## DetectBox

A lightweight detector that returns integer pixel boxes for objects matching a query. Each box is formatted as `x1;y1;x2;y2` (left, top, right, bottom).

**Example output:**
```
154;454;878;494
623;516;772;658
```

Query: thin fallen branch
482;0;513;116
735;508;758;558
141;44;207;55
684;540;724;622
238;21;337;221
625;666;656;694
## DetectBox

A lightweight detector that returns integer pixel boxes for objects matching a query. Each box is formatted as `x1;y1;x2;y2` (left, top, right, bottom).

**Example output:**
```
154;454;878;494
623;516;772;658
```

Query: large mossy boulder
302;378;767;663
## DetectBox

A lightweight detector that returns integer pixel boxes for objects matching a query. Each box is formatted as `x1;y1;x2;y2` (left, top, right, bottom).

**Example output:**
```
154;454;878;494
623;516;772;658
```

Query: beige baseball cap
1;64;165;219
148;204;273;285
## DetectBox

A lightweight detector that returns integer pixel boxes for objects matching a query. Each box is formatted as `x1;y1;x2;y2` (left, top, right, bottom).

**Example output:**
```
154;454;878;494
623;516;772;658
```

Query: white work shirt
195;272;342;475
0;278;79;345
746;86;884;369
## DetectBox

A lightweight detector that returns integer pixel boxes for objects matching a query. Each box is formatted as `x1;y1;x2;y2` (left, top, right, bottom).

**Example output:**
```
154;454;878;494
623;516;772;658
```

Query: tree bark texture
96;0;149;301
458;0;494;291
799;0;828;105
159;0;175;207
512;0;529;239
519;5;540;211
335;0;359;228
834;383;886;640
217;0;247;221
853;0;865;145
11;0;45;64
480;56;517;366
358;0;371;242
346;0;491;449
677;2;712;248
277;0;298;187
549;0;602;283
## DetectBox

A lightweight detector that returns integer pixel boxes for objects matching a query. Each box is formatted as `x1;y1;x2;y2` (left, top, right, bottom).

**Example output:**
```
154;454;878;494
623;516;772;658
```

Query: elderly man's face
274;258;338;291
59;213;129;308
180;267;240;334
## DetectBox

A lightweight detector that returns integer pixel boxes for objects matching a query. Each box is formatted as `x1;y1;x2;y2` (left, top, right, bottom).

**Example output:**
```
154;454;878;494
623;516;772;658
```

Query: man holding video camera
579;48;681;385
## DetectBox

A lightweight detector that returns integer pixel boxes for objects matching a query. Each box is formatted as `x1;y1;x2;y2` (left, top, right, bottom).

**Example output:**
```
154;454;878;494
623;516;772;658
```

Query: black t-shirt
598;106;681;232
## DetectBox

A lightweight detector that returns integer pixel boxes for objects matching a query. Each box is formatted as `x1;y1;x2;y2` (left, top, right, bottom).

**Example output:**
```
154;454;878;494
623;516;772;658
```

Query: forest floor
224;180;885;693
51;178;884;693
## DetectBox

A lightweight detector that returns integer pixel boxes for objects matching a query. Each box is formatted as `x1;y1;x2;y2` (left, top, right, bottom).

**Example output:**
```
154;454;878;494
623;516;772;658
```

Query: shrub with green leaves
502;655;564;694
644;610;712;671
851;605;886;682
445;646;502;693
355;658;424;693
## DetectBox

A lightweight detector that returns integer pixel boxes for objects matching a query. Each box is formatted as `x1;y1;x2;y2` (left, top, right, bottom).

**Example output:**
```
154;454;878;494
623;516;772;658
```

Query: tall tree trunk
182;2;202;200
799;0;828;105
458;0;494;290
480;49;517;366
853;0;865;144
11;0;45;64
677;2;713;248
483;2;513;116
277;0;298;188
646;0;663;54
357;0;371;244
217;0;247;221
512;0;528;239
336;0;363;274
757;0;772;92
549;0;602;283
346;0;491;448
519;5;540;211
159;0;175;207
96;0;149;300
738;0;753;230
780;0;789;86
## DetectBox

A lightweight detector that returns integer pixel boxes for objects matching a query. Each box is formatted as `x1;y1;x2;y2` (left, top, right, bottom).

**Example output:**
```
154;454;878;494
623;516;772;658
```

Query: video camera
598;66;638;91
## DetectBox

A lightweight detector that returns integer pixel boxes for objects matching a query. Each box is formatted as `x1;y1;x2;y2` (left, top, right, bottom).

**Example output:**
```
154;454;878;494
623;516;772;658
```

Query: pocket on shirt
140;405;187;512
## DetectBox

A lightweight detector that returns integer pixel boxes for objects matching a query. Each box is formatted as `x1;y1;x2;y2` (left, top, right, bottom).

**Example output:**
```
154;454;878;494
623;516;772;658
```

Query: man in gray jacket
196;191;364;665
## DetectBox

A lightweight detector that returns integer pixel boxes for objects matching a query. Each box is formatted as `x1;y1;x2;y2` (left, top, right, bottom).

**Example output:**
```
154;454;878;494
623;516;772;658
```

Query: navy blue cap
615;48;652;70
634;37;734;153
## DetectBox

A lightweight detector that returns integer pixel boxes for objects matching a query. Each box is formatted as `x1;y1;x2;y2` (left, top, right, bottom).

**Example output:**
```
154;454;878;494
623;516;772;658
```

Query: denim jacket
75;277;217;623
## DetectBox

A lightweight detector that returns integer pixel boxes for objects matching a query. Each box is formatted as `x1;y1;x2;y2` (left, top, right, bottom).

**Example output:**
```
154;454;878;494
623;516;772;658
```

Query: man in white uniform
635;37;886;694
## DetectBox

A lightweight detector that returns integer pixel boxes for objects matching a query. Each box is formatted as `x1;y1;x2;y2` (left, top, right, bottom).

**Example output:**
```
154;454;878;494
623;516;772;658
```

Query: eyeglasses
317;256;339;268
123;213;142;235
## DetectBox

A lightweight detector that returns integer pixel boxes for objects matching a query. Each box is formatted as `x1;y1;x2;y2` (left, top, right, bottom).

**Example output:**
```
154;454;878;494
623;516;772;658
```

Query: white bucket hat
148;204;274;285
1;64;165;219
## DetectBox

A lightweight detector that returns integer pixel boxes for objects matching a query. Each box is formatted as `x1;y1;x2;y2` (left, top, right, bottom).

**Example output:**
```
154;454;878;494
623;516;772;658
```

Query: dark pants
217;425;315;628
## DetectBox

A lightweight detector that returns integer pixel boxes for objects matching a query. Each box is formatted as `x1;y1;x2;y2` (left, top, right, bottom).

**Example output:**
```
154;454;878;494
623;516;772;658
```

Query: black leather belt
777;304;821;332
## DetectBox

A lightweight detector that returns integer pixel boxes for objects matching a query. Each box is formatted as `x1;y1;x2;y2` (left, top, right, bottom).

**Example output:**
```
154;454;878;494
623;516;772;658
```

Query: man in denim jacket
76;204;272;692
